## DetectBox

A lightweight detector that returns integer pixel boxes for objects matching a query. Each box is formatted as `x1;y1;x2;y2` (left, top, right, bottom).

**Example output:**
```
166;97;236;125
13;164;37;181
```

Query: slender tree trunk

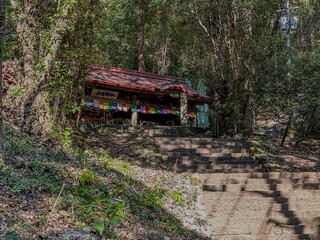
137;0;145;72
0;0;5;166
280;112;292;147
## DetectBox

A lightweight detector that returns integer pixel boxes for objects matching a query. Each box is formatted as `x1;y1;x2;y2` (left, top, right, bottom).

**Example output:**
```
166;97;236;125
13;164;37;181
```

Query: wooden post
180;92;188;126
131;111;138;126
192;117;197;127
131;95;138;126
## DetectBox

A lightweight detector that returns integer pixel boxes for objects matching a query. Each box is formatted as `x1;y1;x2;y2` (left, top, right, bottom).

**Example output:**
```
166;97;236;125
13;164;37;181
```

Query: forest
0;0;320;239
0;0;319;142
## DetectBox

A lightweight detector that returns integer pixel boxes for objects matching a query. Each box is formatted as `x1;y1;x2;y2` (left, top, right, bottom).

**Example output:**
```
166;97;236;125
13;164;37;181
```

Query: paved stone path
154;137;320;240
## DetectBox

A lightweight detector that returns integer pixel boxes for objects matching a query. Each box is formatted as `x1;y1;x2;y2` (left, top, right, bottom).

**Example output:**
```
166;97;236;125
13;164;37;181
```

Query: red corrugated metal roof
86;65;211;102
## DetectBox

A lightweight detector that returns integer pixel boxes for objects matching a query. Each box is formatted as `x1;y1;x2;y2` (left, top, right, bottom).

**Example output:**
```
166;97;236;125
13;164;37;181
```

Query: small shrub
78;168;98;186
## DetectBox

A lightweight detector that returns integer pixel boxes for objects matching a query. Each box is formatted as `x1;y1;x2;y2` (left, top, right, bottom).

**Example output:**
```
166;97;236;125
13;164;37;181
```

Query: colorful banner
122;104;128;112
117;103;122;111
83;99;195;118
98;101;104;109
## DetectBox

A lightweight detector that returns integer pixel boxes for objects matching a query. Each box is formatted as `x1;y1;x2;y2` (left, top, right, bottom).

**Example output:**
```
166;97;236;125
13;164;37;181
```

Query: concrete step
202;183;320;192
162;151;250;157
208;221;320;235
177;168;263;174
157;144;247;150
199;172;320;180
203;191;320;205
180;162;260;168
154;137;244;146
205;200;320;212
201;177;320;185
210;234;319;240
159;148;249;154
177;163;260;170
154;137;243;142
165;156;255;163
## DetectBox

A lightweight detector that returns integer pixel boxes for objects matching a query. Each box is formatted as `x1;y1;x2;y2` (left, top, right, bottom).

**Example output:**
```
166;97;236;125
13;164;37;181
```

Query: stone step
177;168;263;174
155;139;245;145
154;137;243;142
205;201;320;212
177;163;260;170
201;177;320;185
180;162;260;168
159;147;249;154
208;221;320;235
162;151;250;157
199;172;320;179
165;156;255;163
202;183;320;192
210;234;318;240
203;192;320;205
208;216;319;225
157;144;247;149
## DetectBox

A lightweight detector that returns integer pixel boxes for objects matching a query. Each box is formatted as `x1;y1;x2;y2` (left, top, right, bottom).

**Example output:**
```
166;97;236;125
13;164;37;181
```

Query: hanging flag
122;104;128;112
150;107;155;114
98;101;104;109
131;104;136;112
141;106;146;113
191;112;197;118
89;99;94;106
155;108;160;114
117;103;122;111
137;105;141;113
159;109;165;114
145;107;150;114
93;100;99;108
175;110;180;116
103;102;108;110
112;103;117;110
84;99;90;106
166;109;171;114
108;102;113;110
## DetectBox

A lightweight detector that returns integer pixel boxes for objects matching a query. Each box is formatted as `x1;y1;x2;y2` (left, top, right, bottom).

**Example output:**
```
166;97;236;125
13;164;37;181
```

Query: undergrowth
0;125;207;240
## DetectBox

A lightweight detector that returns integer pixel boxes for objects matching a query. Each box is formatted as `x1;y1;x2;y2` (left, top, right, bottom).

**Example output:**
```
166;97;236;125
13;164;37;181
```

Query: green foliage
4;126;34;155
0;231;33;240
4;160;62;194
78;168;98;187
172;191;183;204
78;197;127;237
144;187;167;207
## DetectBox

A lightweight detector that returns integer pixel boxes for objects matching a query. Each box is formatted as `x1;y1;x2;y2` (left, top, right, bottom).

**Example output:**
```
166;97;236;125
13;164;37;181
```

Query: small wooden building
81;65;211;126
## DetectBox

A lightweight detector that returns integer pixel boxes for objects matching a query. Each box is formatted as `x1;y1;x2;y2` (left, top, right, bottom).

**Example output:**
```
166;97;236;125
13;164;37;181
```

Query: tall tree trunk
0;0;5;166
137;0;145;72
10;0;76;134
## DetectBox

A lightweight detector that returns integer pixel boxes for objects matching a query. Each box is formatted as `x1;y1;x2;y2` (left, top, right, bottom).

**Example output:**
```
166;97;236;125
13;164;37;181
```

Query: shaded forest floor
0;126;208;240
